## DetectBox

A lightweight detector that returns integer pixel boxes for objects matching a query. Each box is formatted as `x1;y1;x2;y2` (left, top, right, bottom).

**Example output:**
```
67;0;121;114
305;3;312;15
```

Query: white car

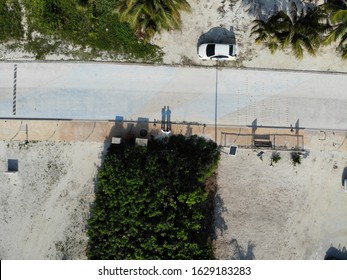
198;43;237;60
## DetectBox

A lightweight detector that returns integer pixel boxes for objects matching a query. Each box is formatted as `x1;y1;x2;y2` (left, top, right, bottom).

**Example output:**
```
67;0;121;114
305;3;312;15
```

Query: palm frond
331;9;347;24
292;38;304;60
268;40;279;54
301;36;317;56
341;44;347;59
324;28;338;44
115;0;191;40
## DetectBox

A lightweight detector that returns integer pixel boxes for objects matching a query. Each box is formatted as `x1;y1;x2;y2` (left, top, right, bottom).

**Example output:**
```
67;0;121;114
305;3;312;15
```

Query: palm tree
115;0;191;42
251;11;291;54
323;5;347;59
251;3;330;59
282;4;330;59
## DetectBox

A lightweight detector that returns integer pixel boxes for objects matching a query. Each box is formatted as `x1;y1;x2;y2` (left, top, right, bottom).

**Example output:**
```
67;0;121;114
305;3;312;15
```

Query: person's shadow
166;106;171;130
161;106;166;129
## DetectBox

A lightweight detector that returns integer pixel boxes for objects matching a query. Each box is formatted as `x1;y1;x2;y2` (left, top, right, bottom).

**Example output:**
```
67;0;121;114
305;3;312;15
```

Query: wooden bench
254;134;272;148
254;140;272;147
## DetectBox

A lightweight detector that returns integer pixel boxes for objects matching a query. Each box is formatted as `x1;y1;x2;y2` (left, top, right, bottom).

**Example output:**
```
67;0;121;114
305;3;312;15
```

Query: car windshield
229;45;234;56
206;44;215;56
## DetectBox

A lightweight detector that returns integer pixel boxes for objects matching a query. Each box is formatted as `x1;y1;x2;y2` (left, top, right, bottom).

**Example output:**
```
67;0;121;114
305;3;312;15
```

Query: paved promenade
0;62;346;130
1;119;346;153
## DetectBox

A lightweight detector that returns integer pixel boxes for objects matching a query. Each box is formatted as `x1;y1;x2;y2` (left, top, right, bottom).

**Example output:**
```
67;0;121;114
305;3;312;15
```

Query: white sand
0;140;105;259
0;130;346;259
214;131;347;259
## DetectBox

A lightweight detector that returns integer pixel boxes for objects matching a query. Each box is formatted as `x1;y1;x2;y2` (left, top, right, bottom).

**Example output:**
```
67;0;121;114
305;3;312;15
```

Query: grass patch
87;135;220;259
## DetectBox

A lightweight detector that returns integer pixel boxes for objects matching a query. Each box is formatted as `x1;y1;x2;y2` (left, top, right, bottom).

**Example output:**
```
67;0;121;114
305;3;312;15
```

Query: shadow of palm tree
212;193;228;239
342;167;347;186
241;0;308;20
324;244;347;260
229;239;256;260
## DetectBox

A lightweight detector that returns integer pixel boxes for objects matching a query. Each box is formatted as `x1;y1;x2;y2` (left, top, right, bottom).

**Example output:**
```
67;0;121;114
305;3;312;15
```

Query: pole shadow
252;118;257;134
295;119;300;134
161;106;166;130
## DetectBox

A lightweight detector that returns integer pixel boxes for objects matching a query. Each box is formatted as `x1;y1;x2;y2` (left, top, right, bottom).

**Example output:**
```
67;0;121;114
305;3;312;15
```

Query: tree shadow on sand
229;239;256;260
240;0;313;20
212;193;228;239
324;244;347;260
342;167;347;186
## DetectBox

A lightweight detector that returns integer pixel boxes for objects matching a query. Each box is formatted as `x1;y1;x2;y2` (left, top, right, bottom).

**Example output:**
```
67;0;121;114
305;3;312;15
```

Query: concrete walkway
1;119;346;153
0;62;346;130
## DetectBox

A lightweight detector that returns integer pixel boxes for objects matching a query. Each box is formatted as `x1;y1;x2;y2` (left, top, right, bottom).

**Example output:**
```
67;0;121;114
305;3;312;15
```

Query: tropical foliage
251;2;330;59
115;0;191;42
322;1;347;59
1;0;162;61
0;0;23;41
87;135;220;260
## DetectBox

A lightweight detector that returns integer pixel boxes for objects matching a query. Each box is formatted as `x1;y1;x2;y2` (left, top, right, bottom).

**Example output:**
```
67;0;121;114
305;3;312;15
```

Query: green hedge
87;135;220;259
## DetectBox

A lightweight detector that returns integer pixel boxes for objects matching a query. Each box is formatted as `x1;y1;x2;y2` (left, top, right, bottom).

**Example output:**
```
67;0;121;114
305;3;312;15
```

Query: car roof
214;44;230;55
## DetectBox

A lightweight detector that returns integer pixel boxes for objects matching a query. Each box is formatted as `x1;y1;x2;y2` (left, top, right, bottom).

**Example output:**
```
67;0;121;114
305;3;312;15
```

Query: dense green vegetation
0;0;192;60
0;0;163;61
87;135;220;259
23;0;163;60
251;1;347;59
323;1;347;59
0;0;23;41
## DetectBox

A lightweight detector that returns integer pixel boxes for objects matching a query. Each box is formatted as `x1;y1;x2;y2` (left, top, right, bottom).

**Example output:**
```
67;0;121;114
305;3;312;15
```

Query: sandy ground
214;130;347;259
0;119;346;259
0;140;105;259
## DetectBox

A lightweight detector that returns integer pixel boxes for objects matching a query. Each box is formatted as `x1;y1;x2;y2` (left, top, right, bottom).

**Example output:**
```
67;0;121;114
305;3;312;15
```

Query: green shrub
291;151;301;166
87;135;220;260
271;151;281;164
